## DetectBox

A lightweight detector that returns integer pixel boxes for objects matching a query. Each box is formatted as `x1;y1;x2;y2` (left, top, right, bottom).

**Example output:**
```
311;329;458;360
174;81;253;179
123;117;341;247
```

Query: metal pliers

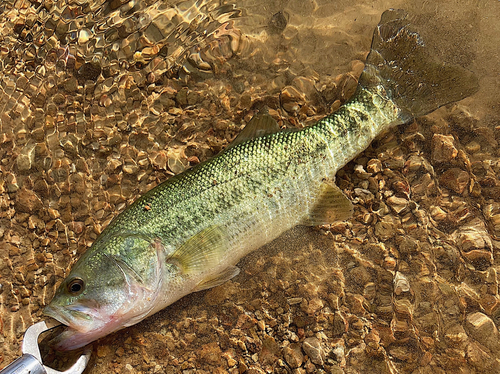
0;321;91;374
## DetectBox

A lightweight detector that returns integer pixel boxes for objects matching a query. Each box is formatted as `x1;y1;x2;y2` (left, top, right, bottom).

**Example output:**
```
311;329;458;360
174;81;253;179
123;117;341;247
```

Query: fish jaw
44;301;118;350
45;312;126;350
44;290;156;350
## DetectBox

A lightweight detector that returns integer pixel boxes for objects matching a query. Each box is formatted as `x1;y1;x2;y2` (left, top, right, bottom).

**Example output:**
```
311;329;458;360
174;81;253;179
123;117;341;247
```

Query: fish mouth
44;305;93;333
44;305;103;350
43;304;126;351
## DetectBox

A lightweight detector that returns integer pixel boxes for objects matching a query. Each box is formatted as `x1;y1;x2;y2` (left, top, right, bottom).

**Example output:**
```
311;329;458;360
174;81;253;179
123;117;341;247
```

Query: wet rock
14;188;43;213
393;272;411;295
17;143;36;171
453;219;493;252
97;345;111;358
430;205;447;221
302;337;325;365
292;76;317;101
350;266;371;287
386;196;409;215
431;134;457;163
167;149;189;174
374;215;400;241
465;312;499;352
283;343;303;368
199;342;223;366
466;341;498;371
268;11;288;34
367;159;382;173
444;324;468;349
438;168;470;194
281;86;305;114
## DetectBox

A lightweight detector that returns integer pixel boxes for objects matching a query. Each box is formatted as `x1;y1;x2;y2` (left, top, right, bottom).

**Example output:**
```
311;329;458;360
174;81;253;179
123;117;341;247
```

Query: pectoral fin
227;112;280;149
168;226;228;274
193;266;240;292
302;180;353;225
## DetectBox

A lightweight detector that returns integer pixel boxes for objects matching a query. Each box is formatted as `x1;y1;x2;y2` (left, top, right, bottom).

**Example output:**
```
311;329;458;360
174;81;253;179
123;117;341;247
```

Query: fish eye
67;278;85;295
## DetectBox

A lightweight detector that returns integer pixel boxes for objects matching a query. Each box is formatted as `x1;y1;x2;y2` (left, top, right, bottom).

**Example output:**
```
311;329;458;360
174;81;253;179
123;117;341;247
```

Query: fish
44;9;479;350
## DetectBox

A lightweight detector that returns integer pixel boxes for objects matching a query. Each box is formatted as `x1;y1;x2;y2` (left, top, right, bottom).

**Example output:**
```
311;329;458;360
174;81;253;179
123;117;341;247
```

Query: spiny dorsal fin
168;226;227;274
193;266;240;292
227;112;280;149
302;180;353;226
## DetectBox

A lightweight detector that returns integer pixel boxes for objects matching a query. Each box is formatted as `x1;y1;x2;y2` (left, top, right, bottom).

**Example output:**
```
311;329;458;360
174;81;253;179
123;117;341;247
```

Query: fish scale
44;9;479;350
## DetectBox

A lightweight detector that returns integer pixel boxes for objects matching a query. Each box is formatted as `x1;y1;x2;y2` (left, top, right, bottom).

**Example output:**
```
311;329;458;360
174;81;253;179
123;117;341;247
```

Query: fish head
44;234;165;350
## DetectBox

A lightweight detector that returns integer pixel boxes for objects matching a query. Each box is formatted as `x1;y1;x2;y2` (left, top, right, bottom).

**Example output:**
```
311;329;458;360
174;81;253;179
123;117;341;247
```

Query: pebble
393;272;411;295
386;196;409;214
302;337;325;365
14;188;43;213
438;167;470;194
283;343;303;368
431;134;458;163
465;312;499;352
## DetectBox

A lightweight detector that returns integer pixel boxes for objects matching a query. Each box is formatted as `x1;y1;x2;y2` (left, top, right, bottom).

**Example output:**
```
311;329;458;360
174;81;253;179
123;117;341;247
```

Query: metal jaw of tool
0;321;91;374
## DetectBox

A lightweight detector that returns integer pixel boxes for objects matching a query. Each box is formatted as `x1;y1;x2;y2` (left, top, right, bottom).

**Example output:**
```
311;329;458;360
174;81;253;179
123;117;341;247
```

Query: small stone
350;266;371;287
17;143;36;171
383;256;397;271
303;298;323;315
386;196;409;214
444;324;468;348
47;208;60;219
430;205;447;221
283;343;303;368
453;219;493;252
467;341;496;371
97;345;110;358
367;159;382;173
465;140;481;153
292;76;316;100
287;297;303;305
14;188;43;213
199;342;222;366
431;134;458;163
465;312;499;352
302;337;325;365
393;272;410;295
167;150;188;174
439;168;470;194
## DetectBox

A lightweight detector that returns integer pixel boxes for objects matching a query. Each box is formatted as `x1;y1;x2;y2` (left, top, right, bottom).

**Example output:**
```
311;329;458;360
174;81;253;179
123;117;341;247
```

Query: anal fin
193;266;240;292
302;180;353;226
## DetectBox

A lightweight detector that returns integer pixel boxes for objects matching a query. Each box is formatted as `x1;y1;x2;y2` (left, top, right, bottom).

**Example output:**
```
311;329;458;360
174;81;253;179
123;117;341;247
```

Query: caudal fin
359;9;479;122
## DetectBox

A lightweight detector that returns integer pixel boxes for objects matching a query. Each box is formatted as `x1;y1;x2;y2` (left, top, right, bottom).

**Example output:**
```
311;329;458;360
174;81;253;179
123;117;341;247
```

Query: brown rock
466;341;498;371
302;337;325;366
14;188;43;213
438;168;470;194
431;134;458;163
453;219;493;252
465;312;499;352
283;343;303;368
199;342;223;366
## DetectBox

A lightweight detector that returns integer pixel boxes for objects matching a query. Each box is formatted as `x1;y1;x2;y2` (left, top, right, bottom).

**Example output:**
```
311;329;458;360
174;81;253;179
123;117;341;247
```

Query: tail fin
359;9;479;122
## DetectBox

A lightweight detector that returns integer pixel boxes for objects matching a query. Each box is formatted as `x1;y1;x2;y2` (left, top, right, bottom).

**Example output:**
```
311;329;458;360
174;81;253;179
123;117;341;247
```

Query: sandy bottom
1;0;500;373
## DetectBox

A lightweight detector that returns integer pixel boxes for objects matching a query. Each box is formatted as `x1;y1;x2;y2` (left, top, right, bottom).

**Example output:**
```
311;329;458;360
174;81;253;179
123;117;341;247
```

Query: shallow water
1;0;500;373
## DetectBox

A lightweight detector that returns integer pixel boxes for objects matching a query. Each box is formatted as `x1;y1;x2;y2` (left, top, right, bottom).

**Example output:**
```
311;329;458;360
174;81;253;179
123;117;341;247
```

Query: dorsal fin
227;111;281;149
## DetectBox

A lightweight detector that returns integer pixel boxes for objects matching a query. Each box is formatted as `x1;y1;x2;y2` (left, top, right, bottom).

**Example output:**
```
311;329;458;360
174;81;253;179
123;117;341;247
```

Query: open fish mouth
44;305;93;333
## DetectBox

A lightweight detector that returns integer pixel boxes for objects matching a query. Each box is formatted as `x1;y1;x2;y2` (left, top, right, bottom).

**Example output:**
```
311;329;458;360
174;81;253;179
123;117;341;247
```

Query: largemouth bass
44;9;478;350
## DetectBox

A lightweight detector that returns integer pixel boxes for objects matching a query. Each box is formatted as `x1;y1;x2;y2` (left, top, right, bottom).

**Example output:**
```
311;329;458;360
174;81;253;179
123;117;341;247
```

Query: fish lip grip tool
0;321;91;374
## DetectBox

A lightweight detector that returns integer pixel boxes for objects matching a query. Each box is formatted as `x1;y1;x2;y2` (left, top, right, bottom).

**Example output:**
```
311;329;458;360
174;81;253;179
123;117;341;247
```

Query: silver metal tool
0;321;91;374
